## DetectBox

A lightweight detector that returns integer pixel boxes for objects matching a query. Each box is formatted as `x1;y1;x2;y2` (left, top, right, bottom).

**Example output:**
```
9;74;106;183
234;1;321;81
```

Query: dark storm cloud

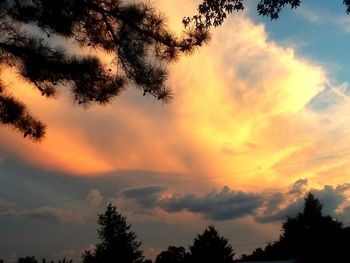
123;186;165;208
159;186;264;220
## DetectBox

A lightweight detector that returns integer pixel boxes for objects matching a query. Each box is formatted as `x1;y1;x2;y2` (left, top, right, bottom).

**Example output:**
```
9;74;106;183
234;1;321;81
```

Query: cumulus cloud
122;180;350;223
123;185;264;221
159;186;263;220
0;0;341;192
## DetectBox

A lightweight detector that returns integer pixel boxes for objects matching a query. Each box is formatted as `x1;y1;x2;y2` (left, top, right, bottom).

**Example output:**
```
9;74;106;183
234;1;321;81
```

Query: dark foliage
82;203;144;263
41;259;72;263
155;246;190;263
14;257;72;263
55;259;73;263
17;257;38;263
0;81;45;140
240;193;350;263
184;0;350;29
189;225;235;263
0;0;209;140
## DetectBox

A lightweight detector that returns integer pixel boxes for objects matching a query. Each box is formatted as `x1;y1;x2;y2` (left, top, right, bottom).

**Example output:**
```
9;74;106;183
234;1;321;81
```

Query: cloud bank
123;180;350;223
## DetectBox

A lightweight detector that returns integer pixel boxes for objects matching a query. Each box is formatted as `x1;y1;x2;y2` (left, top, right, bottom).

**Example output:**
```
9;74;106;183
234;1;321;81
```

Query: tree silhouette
17;257;38;263
0;0;209;140
82;203;144;263
189;225;235;263
155;246;189;263
185;0;350;29
241;193;350;262
56;259;73;263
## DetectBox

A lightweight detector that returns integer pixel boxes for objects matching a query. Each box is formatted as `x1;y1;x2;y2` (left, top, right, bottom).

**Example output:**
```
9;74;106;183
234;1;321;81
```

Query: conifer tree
82;203;144;263
189;225;235;263
241;193;350;262
0;0;209;140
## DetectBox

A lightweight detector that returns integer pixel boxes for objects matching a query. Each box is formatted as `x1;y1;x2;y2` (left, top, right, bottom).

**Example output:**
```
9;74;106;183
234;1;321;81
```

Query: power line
173;149;350;186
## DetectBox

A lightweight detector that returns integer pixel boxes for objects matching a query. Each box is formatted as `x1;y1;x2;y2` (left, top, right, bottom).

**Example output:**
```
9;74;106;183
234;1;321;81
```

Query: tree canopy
155;246;190;263
0;0;209;140
185;0;350;29
189;225;235;263
82;203;144;263
241;193;350;263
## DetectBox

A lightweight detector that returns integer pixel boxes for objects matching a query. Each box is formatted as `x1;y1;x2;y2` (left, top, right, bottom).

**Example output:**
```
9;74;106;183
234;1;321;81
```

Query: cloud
0;0;339;194
256;184;350;223
0;189;104;223
2;2;350;258
123;186;165;208
312;185;348;215
296;6;322;24
288;178;308;196
159;186;263;220
256;199;303;223
121;180;350;223
295;4;350;35
0;198;19;211
4;206;76;223
86;189;103;207
259;192;285;215
121;185;265;221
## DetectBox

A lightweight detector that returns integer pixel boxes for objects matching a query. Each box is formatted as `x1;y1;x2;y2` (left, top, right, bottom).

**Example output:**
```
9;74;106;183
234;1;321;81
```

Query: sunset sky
2;0;350;261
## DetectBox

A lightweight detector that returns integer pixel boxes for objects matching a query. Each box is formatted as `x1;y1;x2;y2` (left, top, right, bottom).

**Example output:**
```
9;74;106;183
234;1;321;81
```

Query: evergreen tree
82;203;144;263
189;225;235;263
0;0;209;140
241;193;350;263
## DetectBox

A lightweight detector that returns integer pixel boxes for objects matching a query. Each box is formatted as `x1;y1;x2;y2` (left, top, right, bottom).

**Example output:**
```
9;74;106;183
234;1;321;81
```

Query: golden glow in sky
1;0;350;193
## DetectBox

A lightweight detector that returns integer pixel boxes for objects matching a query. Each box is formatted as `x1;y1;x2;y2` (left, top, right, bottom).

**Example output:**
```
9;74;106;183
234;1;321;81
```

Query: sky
2;0;350;261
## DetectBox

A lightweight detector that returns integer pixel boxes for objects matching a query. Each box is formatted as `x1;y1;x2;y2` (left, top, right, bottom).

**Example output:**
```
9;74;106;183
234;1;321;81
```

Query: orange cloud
0;0;349;193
